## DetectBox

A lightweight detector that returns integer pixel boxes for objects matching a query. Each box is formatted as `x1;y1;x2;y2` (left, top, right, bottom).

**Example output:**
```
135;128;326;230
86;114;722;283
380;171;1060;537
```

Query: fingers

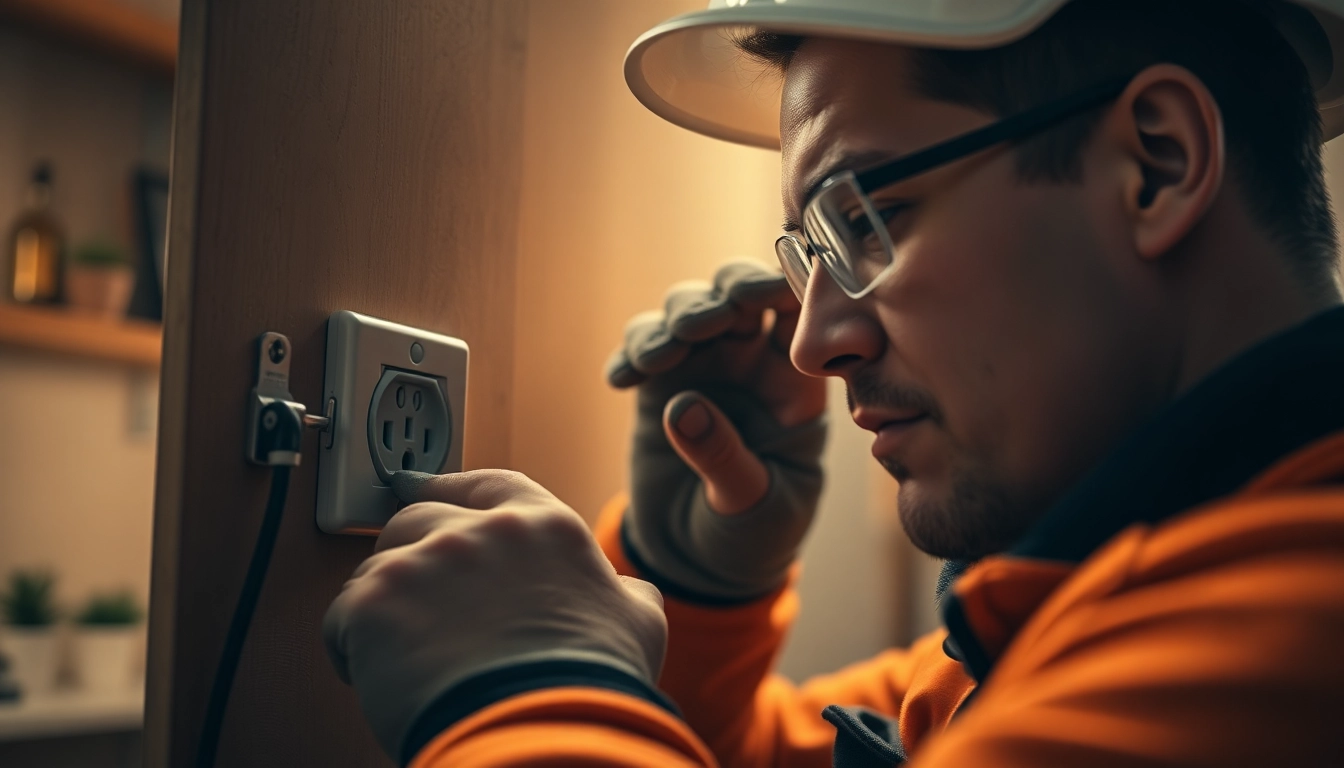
607;261;794;390
373;502;473;553
714;260;798;312
617;575;664;611
604;346;646;389
390;469;549;509
728;309;763;337
606;310;690;389
664;280;736;342
380;469;558;552
662;391;771;515
323;579;367;686
321;615;351;685
772;308;801;351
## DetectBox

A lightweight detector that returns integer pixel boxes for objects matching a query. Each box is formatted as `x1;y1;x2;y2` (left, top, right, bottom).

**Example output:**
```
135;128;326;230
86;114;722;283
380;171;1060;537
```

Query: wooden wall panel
145;1;527;765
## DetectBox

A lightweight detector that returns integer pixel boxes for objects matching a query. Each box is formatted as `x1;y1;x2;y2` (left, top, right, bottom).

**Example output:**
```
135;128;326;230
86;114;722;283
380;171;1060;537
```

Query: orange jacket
408;308;1344;767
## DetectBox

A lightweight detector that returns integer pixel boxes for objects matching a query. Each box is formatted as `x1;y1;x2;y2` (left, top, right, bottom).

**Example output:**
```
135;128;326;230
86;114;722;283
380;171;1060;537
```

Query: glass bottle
6;162;65;304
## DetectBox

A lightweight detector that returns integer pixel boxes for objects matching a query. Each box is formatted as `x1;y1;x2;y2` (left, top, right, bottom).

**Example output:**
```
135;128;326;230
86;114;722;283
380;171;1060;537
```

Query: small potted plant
72;590;145;692
64;239;136;318
0;570;59;696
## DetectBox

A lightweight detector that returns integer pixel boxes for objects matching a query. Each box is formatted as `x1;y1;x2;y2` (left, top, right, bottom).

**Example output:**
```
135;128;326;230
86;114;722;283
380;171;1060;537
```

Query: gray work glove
606;261;828;602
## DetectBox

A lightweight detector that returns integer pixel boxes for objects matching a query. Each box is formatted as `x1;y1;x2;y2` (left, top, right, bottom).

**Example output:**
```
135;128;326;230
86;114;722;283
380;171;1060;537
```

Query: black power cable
197;402;303;768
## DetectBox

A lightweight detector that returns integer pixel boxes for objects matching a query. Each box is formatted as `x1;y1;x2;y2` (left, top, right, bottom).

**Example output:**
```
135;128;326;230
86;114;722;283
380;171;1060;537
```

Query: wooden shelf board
0;688;143;742
0;302;162;367
0;0;177;75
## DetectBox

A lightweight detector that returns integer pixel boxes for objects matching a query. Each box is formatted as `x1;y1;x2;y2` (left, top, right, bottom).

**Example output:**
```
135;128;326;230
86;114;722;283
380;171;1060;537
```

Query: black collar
940;305;1344;681
1013;305;1344;562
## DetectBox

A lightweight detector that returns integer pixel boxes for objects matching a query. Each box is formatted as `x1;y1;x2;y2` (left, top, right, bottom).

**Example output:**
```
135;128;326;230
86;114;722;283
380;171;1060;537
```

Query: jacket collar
941;305;1344;682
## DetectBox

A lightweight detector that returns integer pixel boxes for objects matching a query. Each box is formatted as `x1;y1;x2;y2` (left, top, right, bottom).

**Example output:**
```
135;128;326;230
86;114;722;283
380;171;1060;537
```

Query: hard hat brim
625;1;1344;149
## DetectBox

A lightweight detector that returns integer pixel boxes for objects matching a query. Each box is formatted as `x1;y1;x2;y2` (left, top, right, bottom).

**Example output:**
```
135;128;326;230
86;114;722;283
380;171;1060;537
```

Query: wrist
621;474;798;605
398;652;678;766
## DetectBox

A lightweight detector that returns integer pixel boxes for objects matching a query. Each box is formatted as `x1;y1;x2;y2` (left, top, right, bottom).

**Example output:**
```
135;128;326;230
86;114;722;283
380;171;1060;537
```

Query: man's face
783;40;1171;559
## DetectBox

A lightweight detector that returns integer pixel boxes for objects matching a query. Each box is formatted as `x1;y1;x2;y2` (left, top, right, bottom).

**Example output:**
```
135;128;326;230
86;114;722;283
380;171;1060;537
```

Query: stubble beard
889;459;1033;560
851;368;1036;559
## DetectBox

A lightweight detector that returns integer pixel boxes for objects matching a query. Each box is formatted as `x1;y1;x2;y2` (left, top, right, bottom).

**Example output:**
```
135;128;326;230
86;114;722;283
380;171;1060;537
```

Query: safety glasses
776;76;1133;301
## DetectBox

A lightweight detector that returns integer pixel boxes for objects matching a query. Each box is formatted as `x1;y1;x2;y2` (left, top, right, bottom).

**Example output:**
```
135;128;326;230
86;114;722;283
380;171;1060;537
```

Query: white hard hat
625;0;1344;148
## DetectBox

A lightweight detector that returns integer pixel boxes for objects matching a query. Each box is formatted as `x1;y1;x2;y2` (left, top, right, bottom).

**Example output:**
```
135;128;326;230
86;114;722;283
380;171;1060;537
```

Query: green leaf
2;570;57;627
76;590;142;626
68;239;131;268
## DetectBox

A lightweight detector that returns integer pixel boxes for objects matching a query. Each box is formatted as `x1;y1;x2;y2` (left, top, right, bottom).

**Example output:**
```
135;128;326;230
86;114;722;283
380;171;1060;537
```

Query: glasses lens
775;235;812;300
804;174;894;297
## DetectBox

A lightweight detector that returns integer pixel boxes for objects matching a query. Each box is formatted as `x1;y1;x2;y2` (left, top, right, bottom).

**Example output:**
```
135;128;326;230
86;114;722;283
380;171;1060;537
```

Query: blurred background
1;1;1342;767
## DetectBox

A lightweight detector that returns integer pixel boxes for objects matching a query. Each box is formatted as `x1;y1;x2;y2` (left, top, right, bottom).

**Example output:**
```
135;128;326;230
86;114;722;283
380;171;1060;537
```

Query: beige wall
511;0;905;680
0;354;157;611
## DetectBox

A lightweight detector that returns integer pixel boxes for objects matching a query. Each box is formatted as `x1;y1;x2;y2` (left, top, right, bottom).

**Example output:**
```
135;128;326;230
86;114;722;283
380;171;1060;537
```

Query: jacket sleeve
594;495;966;768
410;688;718;767
409;495;968;768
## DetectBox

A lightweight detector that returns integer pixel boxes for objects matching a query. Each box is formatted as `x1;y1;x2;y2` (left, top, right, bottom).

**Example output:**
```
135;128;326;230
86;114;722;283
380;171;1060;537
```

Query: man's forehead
779;39;923;218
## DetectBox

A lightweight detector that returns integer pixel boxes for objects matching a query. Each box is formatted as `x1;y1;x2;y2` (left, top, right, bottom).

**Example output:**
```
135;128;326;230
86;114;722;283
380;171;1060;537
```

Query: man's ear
1104;64;1226;260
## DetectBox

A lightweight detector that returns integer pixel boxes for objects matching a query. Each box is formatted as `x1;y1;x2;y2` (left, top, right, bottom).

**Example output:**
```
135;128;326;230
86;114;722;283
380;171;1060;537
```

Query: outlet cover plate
316;310;468;535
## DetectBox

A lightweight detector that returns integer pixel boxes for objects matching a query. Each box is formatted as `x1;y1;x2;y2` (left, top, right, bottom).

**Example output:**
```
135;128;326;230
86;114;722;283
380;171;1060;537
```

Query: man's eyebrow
786;148;900;232
796;149;897;213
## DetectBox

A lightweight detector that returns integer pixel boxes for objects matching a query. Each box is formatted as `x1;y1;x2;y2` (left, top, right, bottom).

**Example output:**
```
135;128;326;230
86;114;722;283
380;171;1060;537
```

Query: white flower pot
73;625;145;692
65;266;135;318
0;625;60;696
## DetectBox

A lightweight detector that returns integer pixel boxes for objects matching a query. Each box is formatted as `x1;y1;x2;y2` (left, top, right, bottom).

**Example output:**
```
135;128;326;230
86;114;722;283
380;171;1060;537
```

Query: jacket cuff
400;658;681;766
619;512;782;606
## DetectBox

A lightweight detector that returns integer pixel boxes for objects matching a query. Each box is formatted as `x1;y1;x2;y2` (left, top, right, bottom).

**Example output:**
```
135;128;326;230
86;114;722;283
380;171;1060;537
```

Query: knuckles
473;504;592;554
381;504;591;572
418;529;478;561
477;508;530;538
530;506;592;546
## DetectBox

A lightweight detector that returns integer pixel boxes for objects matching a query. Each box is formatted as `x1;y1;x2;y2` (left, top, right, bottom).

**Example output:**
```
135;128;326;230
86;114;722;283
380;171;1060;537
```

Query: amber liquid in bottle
6;163;64;304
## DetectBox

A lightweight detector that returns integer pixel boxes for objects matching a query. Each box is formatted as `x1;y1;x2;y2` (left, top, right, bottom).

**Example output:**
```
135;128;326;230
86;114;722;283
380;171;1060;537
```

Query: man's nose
790;267;884;378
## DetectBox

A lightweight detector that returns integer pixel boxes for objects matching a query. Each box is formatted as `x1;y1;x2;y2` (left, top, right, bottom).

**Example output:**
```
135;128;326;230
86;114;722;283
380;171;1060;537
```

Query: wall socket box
316;311;468;535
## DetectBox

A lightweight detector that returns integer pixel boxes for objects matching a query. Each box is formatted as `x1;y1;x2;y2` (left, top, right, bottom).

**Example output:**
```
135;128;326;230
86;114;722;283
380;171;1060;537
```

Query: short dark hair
737;0;1339;285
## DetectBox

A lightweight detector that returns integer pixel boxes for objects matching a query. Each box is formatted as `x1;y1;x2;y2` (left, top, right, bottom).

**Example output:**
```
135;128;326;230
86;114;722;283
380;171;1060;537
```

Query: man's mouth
852;408;930;459
869;415;929;458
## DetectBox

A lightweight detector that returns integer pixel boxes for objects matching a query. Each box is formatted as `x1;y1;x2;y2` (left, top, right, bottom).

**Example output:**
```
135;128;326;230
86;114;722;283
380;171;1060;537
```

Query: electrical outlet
368;370;452;482
316;311;468;535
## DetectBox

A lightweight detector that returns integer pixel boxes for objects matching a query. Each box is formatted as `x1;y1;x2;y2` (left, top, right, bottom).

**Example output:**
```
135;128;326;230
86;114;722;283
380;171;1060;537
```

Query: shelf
0;688;143;742
0;0;177;75
0;303;162;367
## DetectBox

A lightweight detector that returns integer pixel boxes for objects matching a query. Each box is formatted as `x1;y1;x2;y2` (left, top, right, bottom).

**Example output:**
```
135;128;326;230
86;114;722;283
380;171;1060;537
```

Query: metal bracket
245;332;336;465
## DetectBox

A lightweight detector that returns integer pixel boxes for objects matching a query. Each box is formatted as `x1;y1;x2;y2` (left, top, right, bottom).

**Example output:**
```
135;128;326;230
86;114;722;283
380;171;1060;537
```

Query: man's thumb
663;392;770;515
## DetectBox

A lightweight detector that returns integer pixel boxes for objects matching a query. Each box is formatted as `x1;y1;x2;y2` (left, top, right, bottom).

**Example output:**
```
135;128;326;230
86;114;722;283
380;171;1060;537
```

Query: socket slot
366;369;452;484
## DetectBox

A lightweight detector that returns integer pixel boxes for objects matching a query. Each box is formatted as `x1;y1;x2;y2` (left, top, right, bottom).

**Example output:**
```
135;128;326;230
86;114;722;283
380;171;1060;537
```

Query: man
323;0;1344;765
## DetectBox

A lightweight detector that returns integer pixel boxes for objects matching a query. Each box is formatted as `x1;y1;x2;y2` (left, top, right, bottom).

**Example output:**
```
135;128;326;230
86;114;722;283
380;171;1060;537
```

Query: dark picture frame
127;168;170;321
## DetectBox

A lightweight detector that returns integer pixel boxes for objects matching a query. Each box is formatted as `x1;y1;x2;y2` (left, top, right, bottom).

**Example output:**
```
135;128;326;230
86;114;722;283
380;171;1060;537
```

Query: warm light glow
13;228;39;302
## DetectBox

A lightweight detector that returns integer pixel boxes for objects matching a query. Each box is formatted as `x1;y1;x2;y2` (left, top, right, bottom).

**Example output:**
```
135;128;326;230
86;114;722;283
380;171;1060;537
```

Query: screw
263;410;278;430
268;339;287;364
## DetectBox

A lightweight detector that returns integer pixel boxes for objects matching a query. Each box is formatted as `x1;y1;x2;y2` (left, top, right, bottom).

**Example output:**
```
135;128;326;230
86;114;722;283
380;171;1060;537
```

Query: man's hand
322;470;667;759
607;261;828;601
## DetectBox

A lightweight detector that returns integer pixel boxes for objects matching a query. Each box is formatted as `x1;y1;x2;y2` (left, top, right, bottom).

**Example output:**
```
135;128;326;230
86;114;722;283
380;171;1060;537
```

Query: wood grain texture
0;0;176;75
145;1;527;765
0;303;161;366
